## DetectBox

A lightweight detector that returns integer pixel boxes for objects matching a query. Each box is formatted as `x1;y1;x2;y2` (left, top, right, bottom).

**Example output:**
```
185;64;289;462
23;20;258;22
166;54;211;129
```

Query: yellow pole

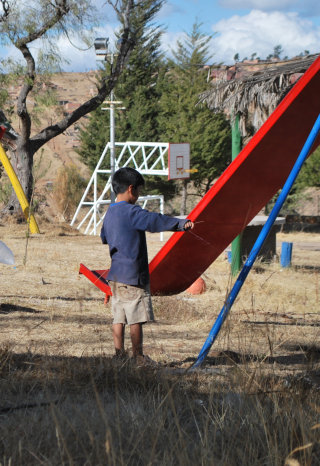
0;141;40;234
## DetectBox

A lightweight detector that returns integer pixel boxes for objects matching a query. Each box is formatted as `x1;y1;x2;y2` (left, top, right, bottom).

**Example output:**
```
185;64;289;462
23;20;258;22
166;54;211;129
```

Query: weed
53;164;87;221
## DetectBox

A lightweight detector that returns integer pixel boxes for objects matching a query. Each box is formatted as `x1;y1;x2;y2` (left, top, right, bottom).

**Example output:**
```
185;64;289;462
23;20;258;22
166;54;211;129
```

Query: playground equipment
71;142;190;236
0;127;40;234
79;55;320;299
193;113;320;368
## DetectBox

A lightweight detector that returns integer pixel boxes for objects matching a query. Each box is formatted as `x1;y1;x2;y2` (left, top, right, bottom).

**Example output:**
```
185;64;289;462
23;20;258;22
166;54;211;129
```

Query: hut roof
199;54;320;139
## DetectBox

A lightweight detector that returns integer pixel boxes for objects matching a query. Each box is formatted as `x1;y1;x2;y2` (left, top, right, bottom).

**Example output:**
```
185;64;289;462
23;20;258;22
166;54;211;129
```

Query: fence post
280;242;293;267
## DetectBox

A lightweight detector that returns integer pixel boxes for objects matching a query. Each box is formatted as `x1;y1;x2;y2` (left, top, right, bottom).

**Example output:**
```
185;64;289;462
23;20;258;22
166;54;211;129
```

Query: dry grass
0;222;319;464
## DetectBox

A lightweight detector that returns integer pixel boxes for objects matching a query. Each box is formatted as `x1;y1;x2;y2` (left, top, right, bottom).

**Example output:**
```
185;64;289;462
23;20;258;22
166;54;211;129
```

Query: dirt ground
0;221;319;379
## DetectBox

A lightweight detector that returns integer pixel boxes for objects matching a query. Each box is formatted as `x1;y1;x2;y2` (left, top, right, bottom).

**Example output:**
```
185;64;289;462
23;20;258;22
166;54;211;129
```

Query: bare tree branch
13;1;71;143
106;0;121;16
16;44;35;142
15;0;70;48
30;0;137;152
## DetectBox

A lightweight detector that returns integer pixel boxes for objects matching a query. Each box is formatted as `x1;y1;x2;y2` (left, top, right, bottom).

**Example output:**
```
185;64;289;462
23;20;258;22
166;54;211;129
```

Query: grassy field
0;222;319;465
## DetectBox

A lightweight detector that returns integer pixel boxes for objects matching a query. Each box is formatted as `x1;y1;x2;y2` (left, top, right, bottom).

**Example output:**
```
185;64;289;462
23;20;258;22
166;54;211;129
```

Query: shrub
53;165;87;221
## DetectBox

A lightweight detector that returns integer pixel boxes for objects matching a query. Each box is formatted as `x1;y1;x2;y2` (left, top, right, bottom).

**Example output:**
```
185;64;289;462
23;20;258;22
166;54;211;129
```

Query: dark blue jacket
101;201;188;286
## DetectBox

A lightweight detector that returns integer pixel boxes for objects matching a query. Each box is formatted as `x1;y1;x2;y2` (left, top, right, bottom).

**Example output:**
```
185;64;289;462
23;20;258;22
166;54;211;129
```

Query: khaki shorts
109;281;154;325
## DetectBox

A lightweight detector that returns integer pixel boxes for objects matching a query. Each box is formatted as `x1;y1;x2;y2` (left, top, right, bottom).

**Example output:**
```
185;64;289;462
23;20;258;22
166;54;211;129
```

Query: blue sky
1;0;320;71
161;0;320;65
163;0;320;34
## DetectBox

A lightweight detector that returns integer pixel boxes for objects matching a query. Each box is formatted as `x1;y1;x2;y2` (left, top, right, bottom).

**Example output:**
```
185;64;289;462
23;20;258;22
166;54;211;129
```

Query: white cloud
211;10;320;64
54;26;117;72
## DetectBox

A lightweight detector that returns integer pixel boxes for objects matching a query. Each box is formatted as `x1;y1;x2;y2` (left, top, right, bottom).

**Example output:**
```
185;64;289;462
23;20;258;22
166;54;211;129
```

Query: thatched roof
199;54;320;139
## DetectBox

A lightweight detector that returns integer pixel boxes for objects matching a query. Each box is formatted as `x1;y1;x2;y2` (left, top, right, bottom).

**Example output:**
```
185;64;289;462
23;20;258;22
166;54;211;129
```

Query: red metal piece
79;263;111;295
79;56;320;296
149;55;320;294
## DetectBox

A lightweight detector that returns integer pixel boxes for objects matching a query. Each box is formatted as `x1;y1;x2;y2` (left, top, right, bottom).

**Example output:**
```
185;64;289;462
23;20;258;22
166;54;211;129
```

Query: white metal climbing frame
70;141;170;236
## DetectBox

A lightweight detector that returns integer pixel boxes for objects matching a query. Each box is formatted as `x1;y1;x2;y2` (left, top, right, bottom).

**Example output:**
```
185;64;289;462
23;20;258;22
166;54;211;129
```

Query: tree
0;0;162;214
295;146;320;189
266;44;284;61
77;0;177;202
78;0;165;170
158;22;231;214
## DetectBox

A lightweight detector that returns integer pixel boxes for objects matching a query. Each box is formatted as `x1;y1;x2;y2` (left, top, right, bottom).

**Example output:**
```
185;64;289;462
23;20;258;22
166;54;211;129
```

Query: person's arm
100;223;108;244
130;205;194;233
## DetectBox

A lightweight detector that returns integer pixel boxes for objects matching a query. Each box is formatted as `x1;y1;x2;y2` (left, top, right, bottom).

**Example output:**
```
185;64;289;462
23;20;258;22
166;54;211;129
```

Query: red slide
149;55;320;294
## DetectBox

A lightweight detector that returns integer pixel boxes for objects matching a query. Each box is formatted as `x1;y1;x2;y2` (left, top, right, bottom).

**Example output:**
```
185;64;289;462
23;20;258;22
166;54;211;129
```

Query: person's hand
184;220;194;231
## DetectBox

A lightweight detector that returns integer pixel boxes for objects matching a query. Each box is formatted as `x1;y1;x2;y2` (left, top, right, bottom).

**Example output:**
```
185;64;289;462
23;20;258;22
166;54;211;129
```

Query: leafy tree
77;0;178;202
0;0;161;215
158;22;231;214
265;146;320;215
295;145;320;189
78;0;165;169
266;44;285;61
273;44;283;59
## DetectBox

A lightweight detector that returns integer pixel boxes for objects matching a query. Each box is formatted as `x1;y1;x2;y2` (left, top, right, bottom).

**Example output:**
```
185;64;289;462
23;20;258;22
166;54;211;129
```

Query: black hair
112;167;145;195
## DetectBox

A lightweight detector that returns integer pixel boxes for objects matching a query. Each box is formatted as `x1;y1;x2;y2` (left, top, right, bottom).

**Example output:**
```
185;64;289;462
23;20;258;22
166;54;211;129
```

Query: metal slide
80;56;320;296
149;55;320;294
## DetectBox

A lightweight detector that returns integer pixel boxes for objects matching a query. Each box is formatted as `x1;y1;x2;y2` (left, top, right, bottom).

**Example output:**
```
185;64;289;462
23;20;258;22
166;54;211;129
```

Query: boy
101;167;194;364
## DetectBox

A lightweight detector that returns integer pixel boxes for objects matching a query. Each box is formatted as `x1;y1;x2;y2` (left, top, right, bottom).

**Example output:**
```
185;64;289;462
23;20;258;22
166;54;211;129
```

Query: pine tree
158;22;231;214
78;0;165;169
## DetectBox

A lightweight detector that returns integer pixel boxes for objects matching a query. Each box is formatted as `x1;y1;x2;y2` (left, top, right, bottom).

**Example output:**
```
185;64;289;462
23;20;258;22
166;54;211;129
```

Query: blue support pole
192;114;320;369
280;242;293;267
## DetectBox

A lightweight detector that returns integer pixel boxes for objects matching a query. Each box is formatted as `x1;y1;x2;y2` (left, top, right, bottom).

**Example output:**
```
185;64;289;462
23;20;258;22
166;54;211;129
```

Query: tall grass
0;227;319;464
0;345;319;465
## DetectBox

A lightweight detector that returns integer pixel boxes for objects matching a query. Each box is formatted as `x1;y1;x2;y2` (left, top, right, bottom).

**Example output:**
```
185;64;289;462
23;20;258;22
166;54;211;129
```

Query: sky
163;0;320;63
1;0;320;71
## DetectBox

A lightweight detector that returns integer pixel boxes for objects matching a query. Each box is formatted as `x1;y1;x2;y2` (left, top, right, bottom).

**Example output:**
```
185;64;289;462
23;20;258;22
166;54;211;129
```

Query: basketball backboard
168;143;190;180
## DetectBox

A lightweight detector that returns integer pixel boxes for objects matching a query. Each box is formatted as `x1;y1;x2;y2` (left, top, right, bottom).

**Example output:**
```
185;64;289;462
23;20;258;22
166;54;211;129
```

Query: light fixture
94;38;109;60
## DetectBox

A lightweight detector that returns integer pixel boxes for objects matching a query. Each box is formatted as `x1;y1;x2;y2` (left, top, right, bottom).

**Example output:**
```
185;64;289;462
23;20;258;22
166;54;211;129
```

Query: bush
53;165;87;221
0;177;12;206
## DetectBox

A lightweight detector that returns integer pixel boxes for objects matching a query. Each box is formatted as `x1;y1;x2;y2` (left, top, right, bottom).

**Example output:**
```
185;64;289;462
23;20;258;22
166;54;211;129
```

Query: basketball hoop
168;143;190;180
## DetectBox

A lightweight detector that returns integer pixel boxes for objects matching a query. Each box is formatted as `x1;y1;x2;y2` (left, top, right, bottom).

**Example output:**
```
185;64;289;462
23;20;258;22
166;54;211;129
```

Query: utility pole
109;53;116;203
231;113;242;275
94;39;124;203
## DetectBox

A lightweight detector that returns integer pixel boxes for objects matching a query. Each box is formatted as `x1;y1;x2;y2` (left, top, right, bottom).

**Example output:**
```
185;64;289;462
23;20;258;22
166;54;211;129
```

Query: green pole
231;114;242;275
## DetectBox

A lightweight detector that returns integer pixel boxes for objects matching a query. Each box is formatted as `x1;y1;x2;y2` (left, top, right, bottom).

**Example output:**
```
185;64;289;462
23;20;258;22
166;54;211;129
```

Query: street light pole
94;38;119;203
109;53;116;203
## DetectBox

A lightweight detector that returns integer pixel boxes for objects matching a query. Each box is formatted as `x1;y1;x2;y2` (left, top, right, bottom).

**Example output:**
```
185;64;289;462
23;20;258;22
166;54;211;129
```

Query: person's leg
130;323;143;357
113;323;125;355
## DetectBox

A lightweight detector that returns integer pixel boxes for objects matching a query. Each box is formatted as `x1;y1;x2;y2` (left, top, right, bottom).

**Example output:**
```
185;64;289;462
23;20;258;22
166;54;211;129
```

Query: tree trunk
2;143;34;215
180;179;188;216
